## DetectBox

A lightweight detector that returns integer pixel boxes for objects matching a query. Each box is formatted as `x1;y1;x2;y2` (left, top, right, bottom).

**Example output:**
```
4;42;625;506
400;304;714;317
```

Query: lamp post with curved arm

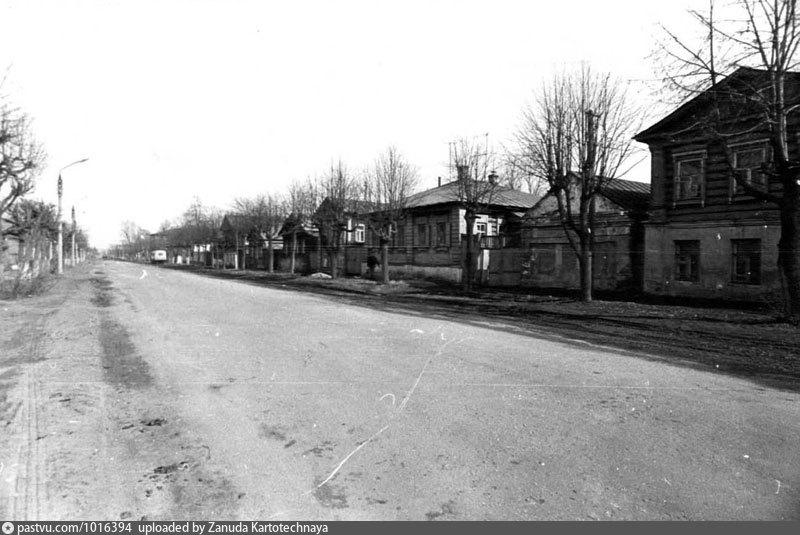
57;158;89;275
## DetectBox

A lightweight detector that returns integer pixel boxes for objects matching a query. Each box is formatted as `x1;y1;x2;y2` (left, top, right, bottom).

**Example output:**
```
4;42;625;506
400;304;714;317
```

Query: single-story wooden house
507;177;650;291
220;214;283;270
367;178;540;283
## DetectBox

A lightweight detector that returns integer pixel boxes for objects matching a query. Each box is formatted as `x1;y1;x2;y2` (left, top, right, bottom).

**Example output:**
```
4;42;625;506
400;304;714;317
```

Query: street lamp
57;158;89;275
71;205;77;267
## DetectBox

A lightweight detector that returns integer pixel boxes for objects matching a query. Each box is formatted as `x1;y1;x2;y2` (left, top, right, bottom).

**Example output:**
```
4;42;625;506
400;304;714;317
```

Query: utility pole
57;175;63;274
71;205;76;267
56;158;89;275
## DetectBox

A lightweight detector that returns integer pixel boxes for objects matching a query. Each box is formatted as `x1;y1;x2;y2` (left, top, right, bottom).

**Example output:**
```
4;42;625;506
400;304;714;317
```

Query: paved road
1;261;799;520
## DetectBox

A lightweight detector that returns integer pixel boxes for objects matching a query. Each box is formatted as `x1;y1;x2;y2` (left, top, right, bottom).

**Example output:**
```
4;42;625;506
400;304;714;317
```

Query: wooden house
634;67;799;301
515;177;650;291
313;197;372;277
372;178;540;283
278;215;319;274
220;214;283;270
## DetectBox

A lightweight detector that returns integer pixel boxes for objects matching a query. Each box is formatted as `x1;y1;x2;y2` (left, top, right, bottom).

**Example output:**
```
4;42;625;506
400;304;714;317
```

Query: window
732;145;768;197
393;224;405;247
435;222;447;247
476;222;487;234
674;240;700;282
417;223;429;247
354;224;365;244
731;239;761;284
674;154;705;204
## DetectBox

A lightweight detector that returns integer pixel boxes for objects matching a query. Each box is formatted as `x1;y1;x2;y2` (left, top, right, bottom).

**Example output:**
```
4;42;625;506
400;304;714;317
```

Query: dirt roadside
161;263;800;393
0;264;242;520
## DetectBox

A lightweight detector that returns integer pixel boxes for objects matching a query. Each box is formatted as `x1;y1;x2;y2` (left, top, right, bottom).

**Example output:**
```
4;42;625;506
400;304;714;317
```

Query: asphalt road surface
1;261;799;520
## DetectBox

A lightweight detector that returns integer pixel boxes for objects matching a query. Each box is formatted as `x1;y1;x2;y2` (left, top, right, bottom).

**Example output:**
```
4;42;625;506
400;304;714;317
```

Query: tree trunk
778;200;800;323
267;236;274;273
462;212;477;291
381;237;390;284
290;230;297;274
579;232;593;303
329;248;338;279
578;196;595;303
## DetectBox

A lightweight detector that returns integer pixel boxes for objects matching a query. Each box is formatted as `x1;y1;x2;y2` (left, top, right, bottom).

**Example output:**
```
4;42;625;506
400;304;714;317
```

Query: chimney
457;165;469;181
438;176;442;187
488;170;498;185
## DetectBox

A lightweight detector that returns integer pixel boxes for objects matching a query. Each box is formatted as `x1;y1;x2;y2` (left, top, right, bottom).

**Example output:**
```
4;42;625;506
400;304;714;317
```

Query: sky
0;0;700;249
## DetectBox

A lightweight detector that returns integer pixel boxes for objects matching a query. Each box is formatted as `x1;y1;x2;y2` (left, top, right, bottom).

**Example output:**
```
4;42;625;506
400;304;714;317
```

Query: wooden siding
653;140;782;224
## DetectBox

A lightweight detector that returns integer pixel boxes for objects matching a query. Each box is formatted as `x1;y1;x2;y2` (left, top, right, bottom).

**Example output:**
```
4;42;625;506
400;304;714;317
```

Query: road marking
379;393;396;406
140;270;147;280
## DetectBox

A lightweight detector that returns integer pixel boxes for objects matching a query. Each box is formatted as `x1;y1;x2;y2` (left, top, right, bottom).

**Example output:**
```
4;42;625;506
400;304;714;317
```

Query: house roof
314;197;377;217
600;178;650;212
221;213;259;231
635;67;800;142
525;177;650;220
405;180;540;210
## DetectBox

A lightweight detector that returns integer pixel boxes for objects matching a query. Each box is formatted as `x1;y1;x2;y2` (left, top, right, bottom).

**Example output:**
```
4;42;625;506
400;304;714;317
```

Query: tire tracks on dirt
5;292;68;520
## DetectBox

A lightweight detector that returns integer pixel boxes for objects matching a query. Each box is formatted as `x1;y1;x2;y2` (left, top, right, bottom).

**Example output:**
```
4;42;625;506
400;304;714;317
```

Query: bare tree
513;65;640;302
178;198;222;266
500;150;547;195
119;220;149;261
655;0;800;321
313;159;356;279
363;146;419;283
1;95;46;271
450;137;499;290
285;178;321;274
233;193;287;272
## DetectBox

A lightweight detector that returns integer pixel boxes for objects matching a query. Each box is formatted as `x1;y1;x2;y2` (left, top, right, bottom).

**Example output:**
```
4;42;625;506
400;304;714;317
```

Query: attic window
673;152;706;206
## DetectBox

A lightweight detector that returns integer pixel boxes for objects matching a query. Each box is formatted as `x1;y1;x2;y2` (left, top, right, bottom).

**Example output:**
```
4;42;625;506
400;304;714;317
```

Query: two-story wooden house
634;67;799;302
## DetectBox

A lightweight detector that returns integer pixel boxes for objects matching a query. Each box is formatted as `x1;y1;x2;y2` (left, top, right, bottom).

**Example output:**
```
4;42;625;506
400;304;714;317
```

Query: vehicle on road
150;250;167;264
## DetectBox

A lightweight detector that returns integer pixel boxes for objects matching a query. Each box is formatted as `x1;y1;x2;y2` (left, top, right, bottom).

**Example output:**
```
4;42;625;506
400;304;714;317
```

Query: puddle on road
99;317;153;389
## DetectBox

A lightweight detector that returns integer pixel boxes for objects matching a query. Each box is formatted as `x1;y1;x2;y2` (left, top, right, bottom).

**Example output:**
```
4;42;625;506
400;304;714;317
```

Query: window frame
674;240;700;282
393;223;405;247
354;223;366;244
417;223;429;248
672;150;707;207
731;239;762;285
729;141;769;201
435;221;448;247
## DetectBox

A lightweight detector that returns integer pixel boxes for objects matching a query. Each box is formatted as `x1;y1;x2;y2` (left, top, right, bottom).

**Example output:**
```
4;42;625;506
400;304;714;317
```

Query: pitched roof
221;213;260;232
525;177;650;220
405;180;540;210
635;67;800;142
315;197;377;216
599;178;650;212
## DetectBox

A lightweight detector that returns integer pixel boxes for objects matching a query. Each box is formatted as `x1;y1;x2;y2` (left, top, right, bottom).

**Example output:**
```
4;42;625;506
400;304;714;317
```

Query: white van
150;250;167;264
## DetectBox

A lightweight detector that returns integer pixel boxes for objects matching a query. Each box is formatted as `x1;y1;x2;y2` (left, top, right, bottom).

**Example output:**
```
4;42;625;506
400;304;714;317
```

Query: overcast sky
0;0;698;249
